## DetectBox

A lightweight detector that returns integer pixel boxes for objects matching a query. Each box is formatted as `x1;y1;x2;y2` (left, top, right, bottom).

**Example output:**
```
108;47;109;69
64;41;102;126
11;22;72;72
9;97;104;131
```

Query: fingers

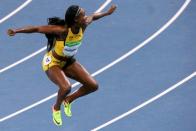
111;4;117;10
107;4;117;15
7;29;15;36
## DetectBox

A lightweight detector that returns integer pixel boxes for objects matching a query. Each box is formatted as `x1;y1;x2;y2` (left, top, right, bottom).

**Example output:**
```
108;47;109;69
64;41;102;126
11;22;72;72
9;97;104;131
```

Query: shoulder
50;25;68;36
56;25;69;39
52;25;68;34
81;16;93;31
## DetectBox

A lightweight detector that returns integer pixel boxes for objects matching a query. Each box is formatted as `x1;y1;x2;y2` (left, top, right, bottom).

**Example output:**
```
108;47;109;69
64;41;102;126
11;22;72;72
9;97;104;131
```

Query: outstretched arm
7;25;66;36
93;5;117;20
84;4;117;26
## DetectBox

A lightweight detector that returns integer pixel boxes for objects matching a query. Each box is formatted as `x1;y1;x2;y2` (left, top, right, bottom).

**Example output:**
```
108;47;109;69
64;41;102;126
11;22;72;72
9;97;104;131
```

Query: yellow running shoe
64;102;72;117
52;107;62;126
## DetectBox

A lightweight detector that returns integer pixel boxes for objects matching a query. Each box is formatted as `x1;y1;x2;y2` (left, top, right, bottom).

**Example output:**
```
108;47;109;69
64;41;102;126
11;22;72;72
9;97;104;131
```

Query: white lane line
0;0;112;122
0;0;191;123
91;71;196;131
0;0;32;24
0;0;112;74
0;47;46;73
95;0;112;13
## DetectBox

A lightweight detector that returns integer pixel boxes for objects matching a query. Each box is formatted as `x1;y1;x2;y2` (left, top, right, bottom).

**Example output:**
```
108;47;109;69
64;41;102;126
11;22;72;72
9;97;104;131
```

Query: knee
88;81;99;92
59;84;72;94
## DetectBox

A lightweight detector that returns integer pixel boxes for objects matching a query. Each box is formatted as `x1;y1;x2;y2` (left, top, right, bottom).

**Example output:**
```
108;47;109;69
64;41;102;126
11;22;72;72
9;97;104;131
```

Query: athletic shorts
42;51;76;71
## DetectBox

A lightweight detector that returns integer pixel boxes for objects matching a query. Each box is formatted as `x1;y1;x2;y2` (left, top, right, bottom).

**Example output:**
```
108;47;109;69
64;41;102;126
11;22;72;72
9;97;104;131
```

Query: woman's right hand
7;29;16;36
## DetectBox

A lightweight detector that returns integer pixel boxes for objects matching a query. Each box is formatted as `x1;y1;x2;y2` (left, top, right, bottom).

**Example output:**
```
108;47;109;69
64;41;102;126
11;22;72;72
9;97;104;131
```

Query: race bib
43;55;52;65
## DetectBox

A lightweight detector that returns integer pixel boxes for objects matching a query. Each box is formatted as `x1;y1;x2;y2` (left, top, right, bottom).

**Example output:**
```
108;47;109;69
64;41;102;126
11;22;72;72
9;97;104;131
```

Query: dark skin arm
7;25;67;36
84;4;117;27
7;5;117;36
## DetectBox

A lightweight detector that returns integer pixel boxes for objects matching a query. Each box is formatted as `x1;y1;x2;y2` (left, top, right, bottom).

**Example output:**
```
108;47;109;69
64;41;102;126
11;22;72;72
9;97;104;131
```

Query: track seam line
0;0;32;24
91;71;196;131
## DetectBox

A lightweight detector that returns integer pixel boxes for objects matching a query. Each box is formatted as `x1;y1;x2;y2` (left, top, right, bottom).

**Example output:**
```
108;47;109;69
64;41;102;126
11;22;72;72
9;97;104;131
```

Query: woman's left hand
107;4;117;15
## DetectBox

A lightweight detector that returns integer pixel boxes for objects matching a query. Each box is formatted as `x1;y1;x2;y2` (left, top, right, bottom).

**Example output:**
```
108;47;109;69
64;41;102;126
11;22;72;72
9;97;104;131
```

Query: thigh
64;61;96;86
46;65;71;87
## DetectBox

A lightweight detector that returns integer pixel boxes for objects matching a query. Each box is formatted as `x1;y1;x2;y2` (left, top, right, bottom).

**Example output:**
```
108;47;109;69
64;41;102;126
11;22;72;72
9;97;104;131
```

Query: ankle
64;97;71;104
53;105;60;111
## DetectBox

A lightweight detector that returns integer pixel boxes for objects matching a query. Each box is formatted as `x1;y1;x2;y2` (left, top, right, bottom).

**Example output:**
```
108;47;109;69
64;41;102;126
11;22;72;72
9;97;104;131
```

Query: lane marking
90;0;192;129
95;0;112;13
0;0;32;24
0;0;112;74
0;0;191;123
0;0;112;122
91;71;196;131
0;47;46;73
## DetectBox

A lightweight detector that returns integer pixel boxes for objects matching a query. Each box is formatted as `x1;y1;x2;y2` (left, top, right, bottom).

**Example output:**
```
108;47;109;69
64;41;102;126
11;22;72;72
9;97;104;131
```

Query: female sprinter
7;4;117;126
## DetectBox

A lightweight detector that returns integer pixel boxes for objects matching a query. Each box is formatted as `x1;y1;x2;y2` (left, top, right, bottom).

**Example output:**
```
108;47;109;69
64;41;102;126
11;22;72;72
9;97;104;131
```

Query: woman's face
75;8;86;25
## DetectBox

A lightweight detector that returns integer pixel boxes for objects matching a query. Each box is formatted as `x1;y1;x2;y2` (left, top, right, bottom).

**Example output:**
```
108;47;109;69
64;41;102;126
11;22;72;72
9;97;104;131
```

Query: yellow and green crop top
53;27;83;57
